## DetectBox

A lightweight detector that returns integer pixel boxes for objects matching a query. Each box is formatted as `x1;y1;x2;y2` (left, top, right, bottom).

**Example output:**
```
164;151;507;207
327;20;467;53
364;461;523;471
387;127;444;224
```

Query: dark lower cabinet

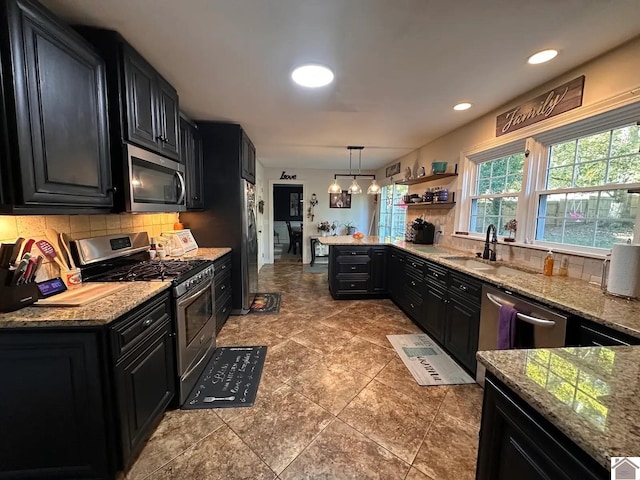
423;282;447;343
114;319;175;467
329;246;388;299
0;291;175;480
444;292;480;374
213;252;233;333
566;317;640;347
0;0;113;213
0;331;111;479
477;375;607;480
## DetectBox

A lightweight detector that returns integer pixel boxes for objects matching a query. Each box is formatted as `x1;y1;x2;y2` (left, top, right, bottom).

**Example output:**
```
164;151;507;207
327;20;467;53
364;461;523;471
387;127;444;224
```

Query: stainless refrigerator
181;122;257;317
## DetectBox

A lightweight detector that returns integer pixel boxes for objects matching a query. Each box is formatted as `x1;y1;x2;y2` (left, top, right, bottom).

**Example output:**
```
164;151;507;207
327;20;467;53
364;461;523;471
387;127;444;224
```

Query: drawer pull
221;265;226;270
351;266;357;270
459;284;467;291
350;284;355;288
142;318;154;328
411;281;416;286
351;252;356;255
410;303;415;308
433;272;439;278
412;262;417;267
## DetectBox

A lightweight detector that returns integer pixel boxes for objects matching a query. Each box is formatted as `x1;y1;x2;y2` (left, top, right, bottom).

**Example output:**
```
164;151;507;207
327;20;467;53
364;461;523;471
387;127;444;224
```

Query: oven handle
486;292;556;327
178;279;213;308
175;171;186;205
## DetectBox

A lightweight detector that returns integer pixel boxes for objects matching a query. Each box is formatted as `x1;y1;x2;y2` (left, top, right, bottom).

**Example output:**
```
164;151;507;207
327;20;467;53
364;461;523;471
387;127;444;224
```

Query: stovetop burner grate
90;259;210;282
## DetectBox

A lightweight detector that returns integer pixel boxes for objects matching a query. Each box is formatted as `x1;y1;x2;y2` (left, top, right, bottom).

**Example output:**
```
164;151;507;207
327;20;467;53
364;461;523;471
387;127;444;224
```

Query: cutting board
35;283;129;307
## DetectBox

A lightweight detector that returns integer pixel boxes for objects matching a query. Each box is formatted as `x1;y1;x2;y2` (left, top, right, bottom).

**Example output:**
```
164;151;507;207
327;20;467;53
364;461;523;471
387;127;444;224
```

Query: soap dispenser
543;250;554;276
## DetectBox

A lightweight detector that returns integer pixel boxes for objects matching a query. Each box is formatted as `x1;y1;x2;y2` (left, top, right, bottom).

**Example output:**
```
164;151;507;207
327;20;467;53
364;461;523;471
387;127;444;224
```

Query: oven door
176;278;216;383
126;143;186;212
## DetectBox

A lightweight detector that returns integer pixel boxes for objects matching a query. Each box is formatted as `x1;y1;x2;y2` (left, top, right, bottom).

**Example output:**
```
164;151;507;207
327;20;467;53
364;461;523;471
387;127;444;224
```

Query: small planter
346;227;356;235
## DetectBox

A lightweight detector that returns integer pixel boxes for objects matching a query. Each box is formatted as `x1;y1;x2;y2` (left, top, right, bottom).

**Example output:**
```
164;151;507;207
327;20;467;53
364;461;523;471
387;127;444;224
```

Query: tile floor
125;263;484;480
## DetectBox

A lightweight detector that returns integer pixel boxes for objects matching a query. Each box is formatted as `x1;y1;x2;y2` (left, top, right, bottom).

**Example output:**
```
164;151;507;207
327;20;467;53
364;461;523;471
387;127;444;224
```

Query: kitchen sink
443;256;534;277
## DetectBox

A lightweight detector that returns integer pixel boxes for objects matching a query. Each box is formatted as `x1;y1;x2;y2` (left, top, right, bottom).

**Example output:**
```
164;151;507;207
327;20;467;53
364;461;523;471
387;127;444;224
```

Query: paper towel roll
607;243;640;299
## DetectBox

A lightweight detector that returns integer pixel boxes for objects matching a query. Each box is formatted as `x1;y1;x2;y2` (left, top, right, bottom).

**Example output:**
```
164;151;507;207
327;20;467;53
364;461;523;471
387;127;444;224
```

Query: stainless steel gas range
73;232;217;405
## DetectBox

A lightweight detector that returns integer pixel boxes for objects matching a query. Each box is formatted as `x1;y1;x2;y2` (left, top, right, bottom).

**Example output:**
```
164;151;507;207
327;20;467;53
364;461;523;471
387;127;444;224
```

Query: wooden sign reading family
496;76;585;137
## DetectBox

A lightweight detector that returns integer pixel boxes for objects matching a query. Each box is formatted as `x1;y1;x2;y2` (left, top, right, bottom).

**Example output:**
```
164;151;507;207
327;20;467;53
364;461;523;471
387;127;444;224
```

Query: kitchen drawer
334;246;370;257
425;262;448;286
401;289;424;322
405;274;426;298
339;262;369;274
111;292;171;360
214;272;232;298
337;277;370;293
214;254;231;275
450;272;482;301
215;291;232;328
404;254;426;277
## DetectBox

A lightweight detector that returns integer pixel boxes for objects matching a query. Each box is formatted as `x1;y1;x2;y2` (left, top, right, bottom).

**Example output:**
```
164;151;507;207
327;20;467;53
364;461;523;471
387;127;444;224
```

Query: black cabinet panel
566;317;640;347
423;283;447;342
179;116;204;209
444;293;480;373
0;331;112;479
477;376;606;480
1;0;112;211
124;49;157;149
115;319;175;466
370;247;387;292
156;76;179;160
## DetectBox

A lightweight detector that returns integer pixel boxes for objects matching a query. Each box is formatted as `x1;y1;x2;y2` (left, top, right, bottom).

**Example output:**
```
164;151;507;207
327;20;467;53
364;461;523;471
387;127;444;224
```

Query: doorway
272;184;304;263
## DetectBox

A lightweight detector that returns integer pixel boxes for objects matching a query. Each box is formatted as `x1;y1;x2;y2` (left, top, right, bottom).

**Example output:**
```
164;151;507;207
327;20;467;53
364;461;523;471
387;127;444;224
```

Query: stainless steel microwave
124;143;186;212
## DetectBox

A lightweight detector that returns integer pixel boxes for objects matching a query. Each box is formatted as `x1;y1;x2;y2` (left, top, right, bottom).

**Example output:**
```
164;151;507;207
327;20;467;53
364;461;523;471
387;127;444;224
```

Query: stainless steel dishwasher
477;284;568;385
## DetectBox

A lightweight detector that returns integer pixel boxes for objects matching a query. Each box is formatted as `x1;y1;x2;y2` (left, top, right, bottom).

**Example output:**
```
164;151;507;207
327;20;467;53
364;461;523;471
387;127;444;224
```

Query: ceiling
43;0;640;170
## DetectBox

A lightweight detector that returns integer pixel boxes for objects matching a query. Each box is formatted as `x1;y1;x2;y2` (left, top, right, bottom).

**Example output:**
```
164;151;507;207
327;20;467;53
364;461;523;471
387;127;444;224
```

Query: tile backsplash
0;213;179;281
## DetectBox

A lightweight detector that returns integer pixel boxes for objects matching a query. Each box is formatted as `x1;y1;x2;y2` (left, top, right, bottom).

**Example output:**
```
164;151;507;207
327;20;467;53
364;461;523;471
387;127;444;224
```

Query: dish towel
497;304;519;349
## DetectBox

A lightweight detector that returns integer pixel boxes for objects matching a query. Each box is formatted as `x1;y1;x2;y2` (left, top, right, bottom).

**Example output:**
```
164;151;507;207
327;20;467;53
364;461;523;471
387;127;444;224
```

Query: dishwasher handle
486;292;557;327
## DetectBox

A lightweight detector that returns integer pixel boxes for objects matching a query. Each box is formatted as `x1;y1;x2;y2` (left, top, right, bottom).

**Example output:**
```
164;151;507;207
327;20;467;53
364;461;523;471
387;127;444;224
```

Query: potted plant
504;219;517;242
343;221;356;235
317;221;331;237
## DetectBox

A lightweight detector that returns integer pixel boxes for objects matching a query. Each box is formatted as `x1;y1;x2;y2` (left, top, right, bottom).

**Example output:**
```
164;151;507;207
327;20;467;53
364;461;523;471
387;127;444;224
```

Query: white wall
263;167;376;264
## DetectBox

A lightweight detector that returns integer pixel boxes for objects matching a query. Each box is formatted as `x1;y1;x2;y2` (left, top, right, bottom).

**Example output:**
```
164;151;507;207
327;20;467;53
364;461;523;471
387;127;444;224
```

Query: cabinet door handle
410;303;415;308
221;265;226;270
142;318;154;328
222;307;227;313
220;285;225;290
193;195;200;201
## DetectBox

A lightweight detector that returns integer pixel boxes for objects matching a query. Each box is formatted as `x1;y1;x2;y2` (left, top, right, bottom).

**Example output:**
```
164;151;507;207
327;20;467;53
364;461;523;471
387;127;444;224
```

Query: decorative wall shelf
394;202;456;209
395;172;457;186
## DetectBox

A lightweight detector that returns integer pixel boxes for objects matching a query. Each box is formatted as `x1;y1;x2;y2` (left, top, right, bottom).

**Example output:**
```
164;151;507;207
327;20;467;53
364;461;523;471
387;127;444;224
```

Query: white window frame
456;95;640;257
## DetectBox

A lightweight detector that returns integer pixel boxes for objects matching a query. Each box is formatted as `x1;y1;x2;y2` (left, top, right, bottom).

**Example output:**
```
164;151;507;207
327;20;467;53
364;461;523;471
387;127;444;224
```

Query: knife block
0;268;39;312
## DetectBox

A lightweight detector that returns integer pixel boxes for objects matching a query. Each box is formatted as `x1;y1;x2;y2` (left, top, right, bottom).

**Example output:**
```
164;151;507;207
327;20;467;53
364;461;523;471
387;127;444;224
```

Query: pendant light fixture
327;146;380;195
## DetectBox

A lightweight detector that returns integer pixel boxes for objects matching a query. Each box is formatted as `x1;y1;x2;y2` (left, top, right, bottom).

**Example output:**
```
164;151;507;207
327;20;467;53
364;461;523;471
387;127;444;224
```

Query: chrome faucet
483;224;498;261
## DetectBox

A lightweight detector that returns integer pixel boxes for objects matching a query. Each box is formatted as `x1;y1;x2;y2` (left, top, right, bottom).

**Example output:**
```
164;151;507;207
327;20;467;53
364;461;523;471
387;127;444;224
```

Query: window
536;124;640;249
470;153;525;236
378;184;408;240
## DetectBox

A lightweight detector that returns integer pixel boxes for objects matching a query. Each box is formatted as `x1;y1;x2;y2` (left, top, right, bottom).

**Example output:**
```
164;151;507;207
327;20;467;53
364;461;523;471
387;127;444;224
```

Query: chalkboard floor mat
250;293;281;314
182;346;267;409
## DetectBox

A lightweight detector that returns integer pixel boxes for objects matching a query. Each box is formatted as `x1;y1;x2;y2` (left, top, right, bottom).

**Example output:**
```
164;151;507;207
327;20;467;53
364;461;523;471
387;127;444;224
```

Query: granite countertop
180;247;232;262
318;236;640;339
0;281;171;328
477;347;640;470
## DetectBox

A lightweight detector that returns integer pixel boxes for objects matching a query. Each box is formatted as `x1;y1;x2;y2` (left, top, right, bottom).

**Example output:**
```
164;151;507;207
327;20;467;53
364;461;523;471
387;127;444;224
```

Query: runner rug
182;346;267;409
386;334;475;386
250;293;281;314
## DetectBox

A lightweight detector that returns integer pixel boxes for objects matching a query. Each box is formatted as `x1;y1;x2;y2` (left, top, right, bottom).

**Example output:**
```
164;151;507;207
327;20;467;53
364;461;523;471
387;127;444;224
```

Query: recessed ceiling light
453;102;472;111
527;49;558;64
291;64;334;88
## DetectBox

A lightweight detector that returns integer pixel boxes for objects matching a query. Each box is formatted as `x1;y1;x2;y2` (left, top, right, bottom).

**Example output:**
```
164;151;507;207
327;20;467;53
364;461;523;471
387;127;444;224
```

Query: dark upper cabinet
0;0;113;213
241;130;256;184
75;28;180;164
179;116;204;210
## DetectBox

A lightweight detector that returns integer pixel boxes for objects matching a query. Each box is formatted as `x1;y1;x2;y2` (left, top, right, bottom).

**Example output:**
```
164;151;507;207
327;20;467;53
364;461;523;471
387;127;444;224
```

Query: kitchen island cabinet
328;245;388;299
0;290;175;480
0;0;113;213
